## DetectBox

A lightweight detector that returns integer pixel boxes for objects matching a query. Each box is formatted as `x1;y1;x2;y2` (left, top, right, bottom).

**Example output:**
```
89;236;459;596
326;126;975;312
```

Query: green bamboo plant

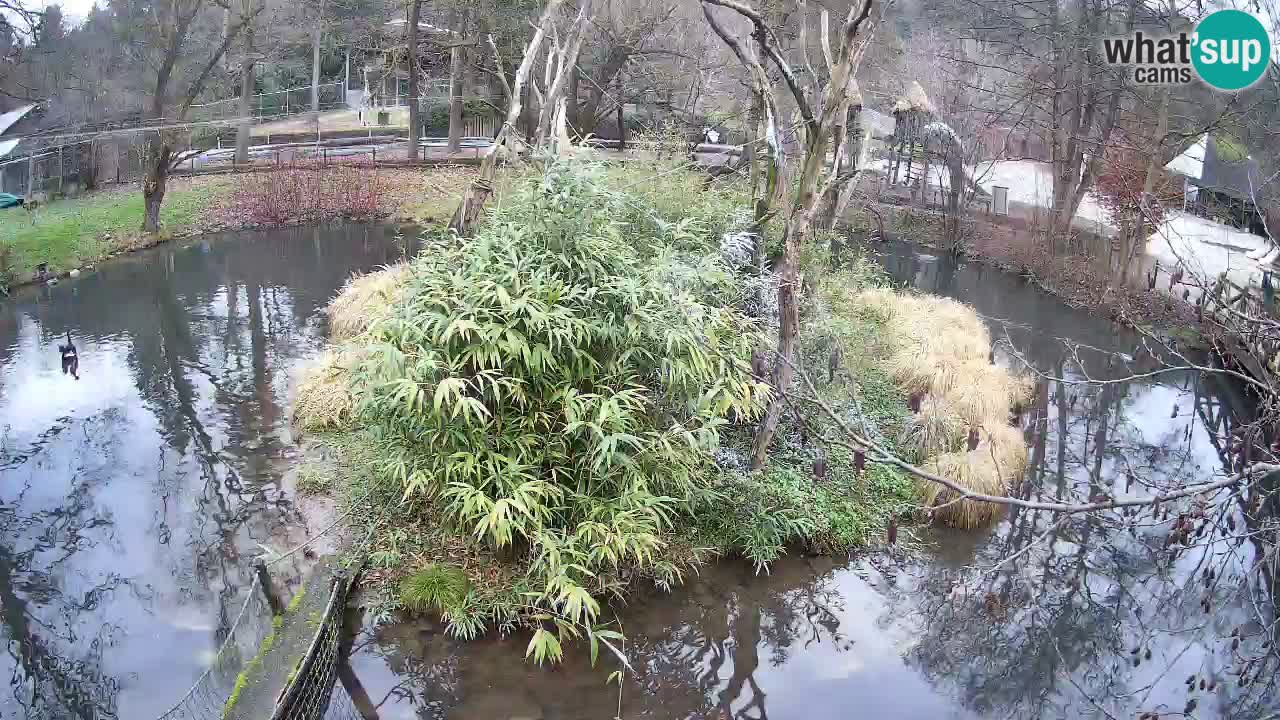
351;161;768;641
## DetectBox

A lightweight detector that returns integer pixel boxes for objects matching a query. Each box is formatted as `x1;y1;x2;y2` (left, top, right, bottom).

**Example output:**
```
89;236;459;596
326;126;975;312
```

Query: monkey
966;427;980;451
812;455;826;479
854;449;865;475
828;347;841;383
886;514;898;546
58;331;79;380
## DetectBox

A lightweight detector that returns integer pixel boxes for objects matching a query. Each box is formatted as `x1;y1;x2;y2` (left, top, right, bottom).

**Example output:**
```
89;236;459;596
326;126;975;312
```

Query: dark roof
1194;135;1262;202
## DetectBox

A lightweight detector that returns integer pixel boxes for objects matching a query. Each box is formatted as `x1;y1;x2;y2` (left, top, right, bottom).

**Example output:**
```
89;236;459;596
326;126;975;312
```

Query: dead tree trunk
534;2;592;147
450;0;567;235
833;102;867;216
701;0;878;469
745;88;762;199
817;100;868;233
816;105;849;228
567;62;579;134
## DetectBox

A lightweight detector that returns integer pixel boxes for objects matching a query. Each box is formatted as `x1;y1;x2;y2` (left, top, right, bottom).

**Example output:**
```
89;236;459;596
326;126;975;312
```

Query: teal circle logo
1192;10;1271;91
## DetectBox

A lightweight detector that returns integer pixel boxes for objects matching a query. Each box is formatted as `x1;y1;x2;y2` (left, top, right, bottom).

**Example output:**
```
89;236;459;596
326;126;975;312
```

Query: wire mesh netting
0;135;162;197
0;140;97;196
270;572;355;720
276;660;374;720
189;82;349;123
152;575;275;720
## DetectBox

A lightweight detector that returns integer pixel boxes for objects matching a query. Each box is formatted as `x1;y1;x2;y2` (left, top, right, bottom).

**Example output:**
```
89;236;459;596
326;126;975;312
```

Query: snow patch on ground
1146;211;1271;287
873;158;1112;231
969;160;1111;232
873;154;1272;285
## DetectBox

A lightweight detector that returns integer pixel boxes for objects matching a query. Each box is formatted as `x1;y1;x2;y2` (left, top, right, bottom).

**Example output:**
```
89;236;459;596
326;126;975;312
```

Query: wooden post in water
254;559;284;615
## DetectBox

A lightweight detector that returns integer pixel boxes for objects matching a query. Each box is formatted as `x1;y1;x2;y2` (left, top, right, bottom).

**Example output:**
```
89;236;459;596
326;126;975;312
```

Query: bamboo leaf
525;628;563;665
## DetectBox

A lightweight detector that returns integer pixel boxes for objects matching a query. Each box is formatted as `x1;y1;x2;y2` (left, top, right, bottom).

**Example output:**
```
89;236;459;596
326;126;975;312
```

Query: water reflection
874;242;1276;720
348;557;966;720
348;241;1276;720
0;224;416;719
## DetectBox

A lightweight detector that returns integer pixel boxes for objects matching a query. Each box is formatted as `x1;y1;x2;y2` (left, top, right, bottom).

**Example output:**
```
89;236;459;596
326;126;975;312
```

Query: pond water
1;228;1274;720
343;240;1277;720
0;225;418;719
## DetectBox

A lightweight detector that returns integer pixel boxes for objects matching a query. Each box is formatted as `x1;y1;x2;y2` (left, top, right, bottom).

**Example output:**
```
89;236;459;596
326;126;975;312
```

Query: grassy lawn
381;165;480;225
0;176;232;290
0;166;488;293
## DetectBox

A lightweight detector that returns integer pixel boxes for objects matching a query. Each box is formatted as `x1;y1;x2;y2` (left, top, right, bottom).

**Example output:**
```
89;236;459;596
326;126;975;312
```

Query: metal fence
189;82;349;123
269;573;357;720
0;139;109;197
153;575;276;720
0;79;504;198
0;132;199;199
364;78;501;108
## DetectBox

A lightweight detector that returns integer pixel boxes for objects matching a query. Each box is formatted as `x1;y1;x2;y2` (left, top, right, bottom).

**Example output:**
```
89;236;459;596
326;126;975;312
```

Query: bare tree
310;0;327;114
570;1;684;138
700;0;879;469
533;3;591;146
406;0;422;161
450;0;590;234
139;0;263;232
0;0;39;43
234;0;258;165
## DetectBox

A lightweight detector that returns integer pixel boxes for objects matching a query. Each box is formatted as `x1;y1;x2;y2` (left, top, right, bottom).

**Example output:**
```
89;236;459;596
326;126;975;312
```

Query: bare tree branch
700;0;815;125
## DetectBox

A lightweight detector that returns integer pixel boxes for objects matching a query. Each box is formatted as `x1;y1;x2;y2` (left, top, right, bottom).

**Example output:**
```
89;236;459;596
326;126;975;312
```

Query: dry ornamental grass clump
326;263;409;342
856;289;1033;528
898;393;966;457
294;263;409;430
293;350;357;430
